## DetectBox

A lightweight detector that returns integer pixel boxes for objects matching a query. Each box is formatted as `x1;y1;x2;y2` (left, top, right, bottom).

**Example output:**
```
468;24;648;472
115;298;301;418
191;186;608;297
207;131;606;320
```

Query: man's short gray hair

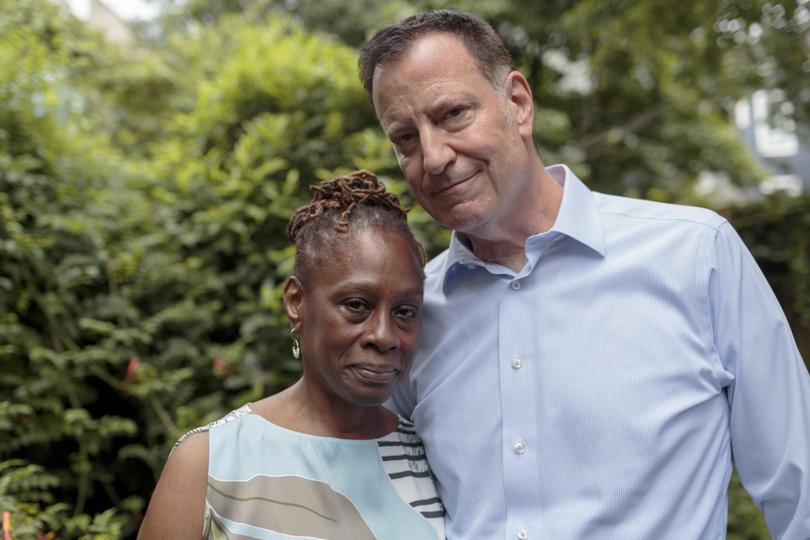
359;9;514;97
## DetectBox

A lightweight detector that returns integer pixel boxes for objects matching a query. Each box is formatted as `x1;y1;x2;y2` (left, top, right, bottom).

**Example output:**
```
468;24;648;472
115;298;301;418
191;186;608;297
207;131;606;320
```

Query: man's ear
505;70;534;138
283;275;304;332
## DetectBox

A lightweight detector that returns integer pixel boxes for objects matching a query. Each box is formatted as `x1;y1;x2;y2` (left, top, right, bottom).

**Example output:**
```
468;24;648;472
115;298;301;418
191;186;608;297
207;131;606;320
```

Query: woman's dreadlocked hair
287;170;426;284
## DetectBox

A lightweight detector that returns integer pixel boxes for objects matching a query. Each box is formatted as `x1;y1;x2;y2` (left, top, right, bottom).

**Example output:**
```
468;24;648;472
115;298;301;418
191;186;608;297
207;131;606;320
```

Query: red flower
126;356;140;382
212;358;234;377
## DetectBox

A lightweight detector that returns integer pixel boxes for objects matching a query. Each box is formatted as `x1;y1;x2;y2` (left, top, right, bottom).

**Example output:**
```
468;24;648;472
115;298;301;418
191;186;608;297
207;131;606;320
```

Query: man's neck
460;234;529;272
463;166;563;272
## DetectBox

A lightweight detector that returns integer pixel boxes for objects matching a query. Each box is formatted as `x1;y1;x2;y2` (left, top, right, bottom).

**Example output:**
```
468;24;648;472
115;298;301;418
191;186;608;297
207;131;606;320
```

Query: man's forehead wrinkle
374;48;487;111
373;36;468;92
372;33;490;140
378;83;467;134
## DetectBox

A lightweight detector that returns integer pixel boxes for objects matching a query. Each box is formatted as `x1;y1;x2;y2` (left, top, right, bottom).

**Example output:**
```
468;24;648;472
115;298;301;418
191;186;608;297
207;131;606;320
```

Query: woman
138;171;444;539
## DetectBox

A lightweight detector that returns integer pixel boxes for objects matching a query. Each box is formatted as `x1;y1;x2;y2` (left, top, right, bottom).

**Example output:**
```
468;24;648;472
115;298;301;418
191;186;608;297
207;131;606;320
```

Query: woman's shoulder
137;430;209;538
173;404;253;451
166;426;210;484
167;429;209;474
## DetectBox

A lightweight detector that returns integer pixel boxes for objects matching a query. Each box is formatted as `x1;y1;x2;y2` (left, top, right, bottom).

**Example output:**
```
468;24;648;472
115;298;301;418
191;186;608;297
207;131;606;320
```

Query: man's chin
446;215;491;241
430;201;488;232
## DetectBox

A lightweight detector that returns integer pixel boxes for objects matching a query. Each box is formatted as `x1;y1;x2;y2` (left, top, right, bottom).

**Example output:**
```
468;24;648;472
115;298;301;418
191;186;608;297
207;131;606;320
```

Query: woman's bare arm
137;431;209;539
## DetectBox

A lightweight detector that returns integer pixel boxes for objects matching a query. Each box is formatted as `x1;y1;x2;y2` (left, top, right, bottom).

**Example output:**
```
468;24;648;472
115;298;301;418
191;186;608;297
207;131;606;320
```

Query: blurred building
736;90;809;196
86;0;134;46
59;0;135;46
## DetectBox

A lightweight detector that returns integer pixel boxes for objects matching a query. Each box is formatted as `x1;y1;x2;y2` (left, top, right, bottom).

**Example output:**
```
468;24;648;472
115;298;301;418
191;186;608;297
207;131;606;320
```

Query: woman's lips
348;365;399;384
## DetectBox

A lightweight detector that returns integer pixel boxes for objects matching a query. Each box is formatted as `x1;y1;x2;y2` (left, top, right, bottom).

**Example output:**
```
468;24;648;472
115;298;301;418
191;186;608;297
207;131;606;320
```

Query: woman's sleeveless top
178;405;445;539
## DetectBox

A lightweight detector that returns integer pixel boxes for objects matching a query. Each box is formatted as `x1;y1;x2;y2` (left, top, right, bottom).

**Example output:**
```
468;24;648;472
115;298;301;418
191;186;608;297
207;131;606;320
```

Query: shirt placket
499;271;542;539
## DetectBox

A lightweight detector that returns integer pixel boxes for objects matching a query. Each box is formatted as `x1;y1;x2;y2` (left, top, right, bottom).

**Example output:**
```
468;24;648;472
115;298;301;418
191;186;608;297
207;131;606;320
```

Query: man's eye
393;132;416;146
445;107;466;120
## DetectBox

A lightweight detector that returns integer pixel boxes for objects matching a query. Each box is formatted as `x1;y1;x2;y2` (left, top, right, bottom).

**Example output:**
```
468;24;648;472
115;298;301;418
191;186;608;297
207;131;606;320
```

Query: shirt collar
544;164;606;257
439;164;605;293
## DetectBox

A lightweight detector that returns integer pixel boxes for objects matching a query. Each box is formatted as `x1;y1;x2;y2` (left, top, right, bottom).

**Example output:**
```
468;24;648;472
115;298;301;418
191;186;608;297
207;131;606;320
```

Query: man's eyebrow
384;123;411;136
425;94;475;116
382;94;477;131
381;116;412;135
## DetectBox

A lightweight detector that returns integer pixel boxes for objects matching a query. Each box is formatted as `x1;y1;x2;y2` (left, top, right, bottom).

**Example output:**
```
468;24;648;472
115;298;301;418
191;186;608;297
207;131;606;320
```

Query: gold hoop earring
291;331;300;360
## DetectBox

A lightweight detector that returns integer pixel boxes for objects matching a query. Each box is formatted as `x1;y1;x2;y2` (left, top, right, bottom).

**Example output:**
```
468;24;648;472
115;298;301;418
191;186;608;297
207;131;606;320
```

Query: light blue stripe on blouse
208;412;437;540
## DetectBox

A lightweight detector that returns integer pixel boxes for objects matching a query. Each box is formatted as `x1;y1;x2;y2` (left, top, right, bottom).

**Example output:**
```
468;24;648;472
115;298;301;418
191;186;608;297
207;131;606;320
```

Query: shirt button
518;527;529;540
511;280;522;290
513;439;526;454
511;356;522;369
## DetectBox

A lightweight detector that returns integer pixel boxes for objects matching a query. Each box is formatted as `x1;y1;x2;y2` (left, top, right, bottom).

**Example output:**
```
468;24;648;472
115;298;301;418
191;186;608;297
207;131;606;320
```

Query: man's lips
432;171;478;196
347;364;400;384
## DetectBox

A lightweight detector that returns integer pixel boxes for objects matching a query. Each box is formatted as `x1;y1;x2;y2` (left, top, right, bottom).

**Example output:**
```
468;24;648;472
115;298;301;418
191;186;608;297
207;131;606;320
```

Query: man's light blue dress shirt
391;165;810;539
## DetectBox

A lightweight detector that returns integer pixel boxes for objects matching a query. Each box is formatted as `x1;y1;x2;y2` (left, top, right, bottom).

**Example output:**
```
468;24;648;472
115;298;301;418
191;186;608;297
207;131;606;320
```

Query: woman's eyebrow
338;282;422;298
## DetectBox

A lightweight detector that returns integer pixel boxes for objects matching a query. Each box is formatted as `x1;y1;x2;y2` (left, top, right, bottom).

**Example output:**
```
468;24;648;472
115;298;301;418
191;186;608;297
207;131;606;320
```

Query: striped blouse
178;404;444;539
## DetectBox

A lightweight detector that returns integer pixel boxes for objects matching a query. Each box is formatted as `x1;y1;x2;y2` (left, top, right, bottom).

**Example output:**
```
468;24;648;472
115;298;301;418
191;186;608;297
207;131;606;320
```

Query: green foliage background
0;0;807;537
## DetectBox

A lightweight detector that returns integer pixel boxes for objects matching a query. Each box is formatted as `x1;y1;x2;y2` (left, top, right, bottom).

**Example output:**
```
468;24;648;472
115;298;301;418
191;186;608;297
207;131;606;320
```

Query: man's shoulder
423;248;451;288
593;192;727;231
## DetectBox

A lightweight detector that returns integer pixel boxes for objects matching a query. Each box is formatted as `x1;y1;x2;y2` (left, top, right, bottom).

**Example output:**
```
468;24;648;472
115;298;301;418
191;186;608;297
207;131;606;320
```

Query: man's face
372;33;533;239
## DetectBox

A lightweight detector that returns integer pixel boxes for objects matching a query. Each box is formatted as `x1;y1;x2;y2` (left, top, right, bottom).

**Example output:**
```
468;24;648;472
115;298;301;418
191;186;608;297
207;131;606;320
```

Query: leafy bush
0;2;397;536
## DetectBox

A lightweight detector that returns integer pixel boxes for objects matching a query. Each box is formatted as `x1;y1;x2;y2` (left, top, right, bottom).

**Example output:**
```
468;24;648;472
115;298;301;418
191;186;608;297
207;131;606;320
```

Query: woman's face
285;228;424;407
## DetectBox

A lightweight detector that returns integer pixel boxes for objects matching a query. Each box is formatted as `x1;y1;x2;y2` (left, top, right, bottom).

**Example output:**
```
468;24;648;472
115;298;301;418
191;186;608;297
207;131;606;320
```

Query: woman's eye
344;299;368;312
396;305;420;319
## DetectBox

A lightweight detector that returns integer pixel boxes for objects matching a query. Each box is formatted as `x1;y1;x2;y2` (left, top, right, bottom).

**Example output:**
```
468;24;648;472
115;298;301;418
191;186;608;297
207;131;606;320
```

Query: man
359;9;810;540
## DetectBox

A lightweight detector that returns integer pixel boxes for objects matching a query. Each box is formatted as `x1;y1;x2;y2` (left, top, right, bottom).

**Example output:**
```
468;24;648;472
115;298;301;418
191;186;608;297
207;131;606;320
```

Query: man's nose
420;127;456;175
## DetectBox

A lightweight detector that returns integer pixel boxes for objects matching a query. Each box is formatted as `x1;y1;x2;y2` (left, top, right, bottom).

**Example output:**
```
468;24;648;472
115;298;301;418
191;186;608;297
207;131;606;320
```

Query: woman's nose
364;312;399;352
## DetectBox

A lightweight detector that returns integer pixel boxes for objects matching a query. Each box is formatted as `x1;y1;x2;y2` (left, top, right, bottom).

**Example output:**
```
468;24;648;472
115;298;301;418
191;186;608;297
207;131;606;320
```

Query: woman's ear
283;275;304;332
